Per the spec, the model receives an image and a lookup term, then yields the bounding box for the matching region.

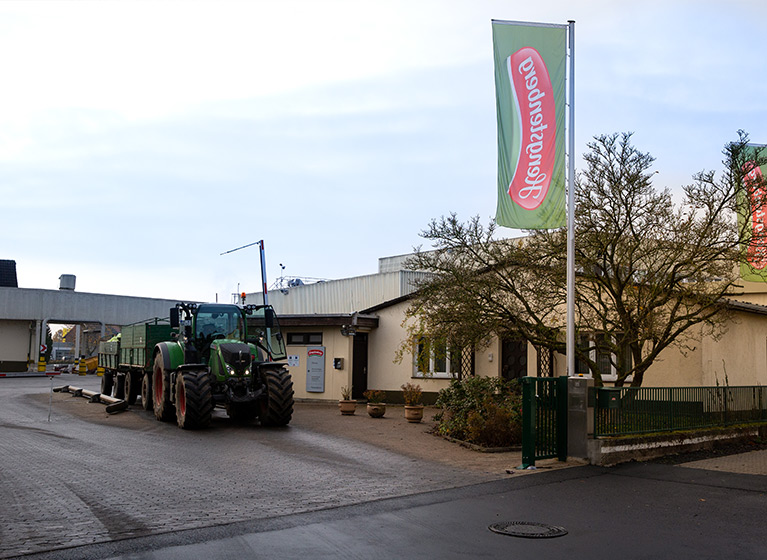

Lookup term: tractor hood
[213,341,254,377]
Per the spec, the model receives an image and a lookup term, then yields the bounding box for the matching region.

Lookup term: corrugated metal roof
[251,271,431,315]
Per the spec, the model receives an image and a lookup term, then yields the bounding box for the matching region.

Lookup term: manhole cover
[488,521,568,539]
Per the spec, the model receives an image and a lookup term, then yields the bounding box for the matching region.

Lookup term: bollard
[78,359,86,376]
[96,366,105,377]
[37,358,46,372]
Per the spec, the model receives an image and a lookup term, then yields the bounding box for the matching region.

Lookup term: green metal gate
[521,376,568,468]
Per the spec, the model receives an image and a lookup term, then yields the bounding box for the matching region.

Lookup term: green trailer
[98,318,175,407]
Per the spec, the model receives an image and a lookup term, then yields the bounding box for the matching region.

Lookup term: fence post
[668,387,673,431]
[520,377,536,468]
[557,375,568,461]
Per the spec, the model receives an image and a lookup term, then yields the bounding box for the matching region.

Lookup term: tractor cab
[194,304,245,345]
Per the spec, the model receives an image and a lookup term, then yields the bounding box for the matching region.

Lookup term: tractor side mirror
[170,307,180,328]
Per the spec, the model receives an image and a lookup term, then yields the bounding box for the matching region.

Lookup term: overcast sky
[3,0,766,302]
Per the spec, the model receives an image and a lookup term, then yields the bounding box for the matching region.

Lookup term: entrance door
[351,333,368,400]
[501,337,528,380]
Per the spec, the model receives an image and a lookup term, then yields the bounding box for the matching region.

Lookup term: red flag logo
[506,47,557,210]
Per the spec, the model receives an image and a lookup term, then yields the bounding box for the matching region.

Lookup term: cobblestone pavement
[0,375,547,559]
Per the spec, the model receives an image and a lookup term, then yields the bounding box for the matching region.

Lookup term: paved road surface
[2,374,766,559]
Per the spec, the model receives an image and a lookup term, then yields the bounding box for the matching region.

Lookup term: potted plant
[363,389,386,418]
[401,382,424,423]
[339,385,356,415]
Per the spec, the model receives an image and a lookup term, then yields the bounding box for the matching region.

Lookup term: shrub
[434,376,522,447]
[363,389,386,403]
[401,382,423,405]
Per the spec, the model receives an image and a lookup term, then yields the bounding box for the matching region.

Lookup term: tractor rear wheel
[100,371,114,396]
[259,367,294,427]
[141,372,153,411]
[124,371,140,405]
[175,370,213,429]
[152,353,175,422]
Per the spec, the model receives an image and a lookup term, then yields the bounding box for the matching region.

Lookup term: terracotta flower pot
[339,400,357,415]
[366,403,386,418]
[404,405,424,423]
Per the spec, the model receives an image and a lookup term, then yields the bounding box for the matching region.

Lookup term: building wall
[701,311,767,386]
[282,326,353,401]
[0,320,34,371]
[601,309,767,388]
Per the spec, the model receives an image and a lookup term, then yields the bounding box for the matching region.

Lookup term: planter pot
[339,400,357,415]
[404,405,424,423]
[366,403,386,418]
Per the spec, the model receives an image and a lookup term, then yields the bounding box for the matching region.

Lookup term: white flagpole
[566,20,576,377]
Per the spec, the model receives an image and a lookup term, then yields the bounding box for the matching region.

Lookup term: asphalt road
[2,374,766,560]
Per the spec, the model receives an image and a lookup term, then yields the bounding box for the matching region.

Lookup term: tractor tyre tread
[153,353,175,422]
[260,367,294,427]
[141,372,153,411]
[176,370,213,430]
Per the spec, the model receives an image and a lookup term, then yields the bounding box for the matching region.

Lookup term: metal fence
[521,376,568,467]
[594,385,767,437]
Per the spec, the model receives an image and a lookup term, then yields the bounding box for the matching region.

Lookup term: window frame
[286,332,323,346]
[413,337,462,379]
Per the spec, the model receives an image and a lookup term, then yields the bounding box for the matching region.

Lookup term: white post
[566,20,576,377]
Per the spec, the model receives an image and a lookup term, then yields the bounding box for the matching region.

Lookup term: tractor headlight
[225,364,251,376]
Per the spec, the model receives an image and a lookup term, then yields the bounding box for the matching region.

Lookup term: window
[287,332,322,345]
[414,337,471,378]
[574,333,633,381]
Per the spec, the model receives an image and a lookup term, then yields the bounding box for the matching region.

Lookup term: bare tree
[405,132,766,387]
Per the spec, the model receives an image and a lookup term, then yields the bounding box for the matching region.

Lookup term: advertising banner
[493,20,567,229]
[740,144,767,282]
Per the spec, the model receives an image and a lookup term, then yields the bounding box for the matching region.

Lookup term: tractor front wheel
[259,367,294,427]
[175,370,213,429]
[152,353,175,422]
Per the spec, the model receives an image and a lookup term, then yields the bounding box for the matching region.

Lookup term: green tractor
[149,302,293,429]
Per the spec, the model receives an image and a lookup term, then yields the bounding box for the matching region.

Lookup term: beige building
[260,254,767,403]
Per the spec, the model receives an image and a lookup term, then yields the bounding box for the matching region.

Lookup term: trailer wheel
[259,367,294,427]
[124,371,140,405]
[141,372,153,411]
[114,374,126,400]
[175,370,213,429]
[152,353,175,422]
[100,371,114,396]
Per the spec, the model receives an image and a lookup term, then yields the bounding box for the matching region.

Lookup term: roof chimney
[59,274,76,291]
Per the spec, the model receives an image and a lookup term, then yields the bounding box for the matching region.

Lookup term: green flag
[740,144,767,282]
[493,20,567,229]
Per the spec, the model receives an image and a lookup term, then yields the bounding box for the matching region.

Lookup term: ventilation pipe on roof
[59,274,76,291]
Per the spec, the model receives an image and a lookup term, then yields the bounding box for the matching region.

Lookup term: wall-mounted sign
[287,355,300,367]
[306,346,325,393]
